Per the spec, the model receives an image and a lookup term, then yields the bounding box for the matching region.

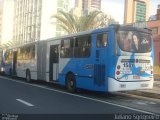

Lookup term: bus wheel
[26,70,31,83]
[66,74,76,93]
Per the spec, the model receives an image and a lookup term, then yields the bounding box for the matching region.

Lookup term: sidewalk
[125,80,160,99]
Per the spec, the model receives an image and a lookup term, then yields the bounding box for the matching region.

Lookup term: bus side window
[31,45,35,59]
[97,33,108,47]
[19,48,23,60]
[24,46,29,60]
[28,45,35,59]
[74,35,91,58]
[5,51,9,64]
[60,40,64,57]
[60,38,74,58]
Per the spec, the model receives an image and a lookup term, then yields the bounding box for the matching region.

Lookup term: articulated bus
[1,24,154,92]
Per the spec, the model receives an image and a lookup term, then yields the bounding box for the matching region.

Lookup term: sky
[1,0,159,24]
[101,0,160,24]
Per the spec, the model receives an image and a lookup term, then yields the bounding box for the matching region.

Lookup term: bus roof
[46,24,120,42]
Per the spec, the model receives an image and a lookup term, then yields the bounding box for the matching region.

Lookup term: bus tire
[26,70,31,83]
[66,73,76,93]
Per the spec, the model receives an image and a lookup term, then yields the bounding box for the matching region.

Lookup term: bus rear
[108,26,154,92]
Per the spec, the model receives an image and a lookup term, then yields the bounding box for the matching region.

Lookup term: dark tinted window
[60,35,91,58]
[60,38,74,58]
[5,50,13,64]
[97,33,108,47]
[74,35,91,58]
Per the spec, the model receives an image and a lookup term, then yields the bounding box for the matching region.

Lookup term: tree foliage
[53,10,116,34]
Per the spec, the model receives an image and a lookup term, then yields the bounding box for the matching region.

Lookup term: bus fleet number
[123,63,134,68]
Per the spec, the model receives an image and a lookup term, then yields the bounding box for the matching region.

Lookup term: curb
[125,90,160,99]
[155,78,160,81]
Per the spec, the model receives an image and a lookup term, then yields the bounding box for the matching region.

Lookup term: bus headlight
[1,67,4,72]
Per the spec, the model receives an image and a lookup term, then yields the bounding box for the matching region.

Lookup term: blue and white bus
[2,24,154,92]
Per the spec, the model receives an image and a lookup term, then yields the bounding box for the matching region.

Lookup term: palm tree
[95,14,117,28]
[53,10,115,34]
[53,10,101,33]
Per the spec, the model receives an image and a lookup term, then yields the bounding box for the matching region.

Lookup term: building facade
[147,5,160,76]
[13,0,42,44]
[1,0,14,45]
[147,20,160,65]
[124,0,149,24]
[73,0,101,16]
[13,0,70,44]
[156,5,160,20]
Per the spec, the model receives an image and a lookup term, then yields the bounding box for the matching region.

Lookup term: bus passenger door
[49,45,59,81]
[94,33,108,86]
[12,51,17,76]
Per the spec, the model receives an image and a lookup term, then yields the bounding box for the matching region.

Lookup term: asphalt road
[0,76,158,120]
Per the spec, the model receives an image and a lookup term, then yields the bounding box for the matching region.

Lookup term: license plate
[120,84,126,88]
[133,76,140,79]
[141,84,148,87]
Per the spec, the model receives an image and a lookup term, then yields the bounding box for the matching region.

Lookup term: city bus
[2,42,37,78]
[2,24,154,92]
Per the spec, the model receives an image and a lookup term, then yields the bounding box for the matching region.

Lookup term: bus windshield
[117,30,152,53]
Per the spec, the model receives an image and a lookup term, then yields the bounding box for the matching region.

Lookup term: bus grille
[94,64,105,86]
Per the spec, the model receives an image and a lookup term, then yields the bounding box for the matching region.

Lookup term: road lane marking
[16,99,34,107]
[0,76,157,115]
